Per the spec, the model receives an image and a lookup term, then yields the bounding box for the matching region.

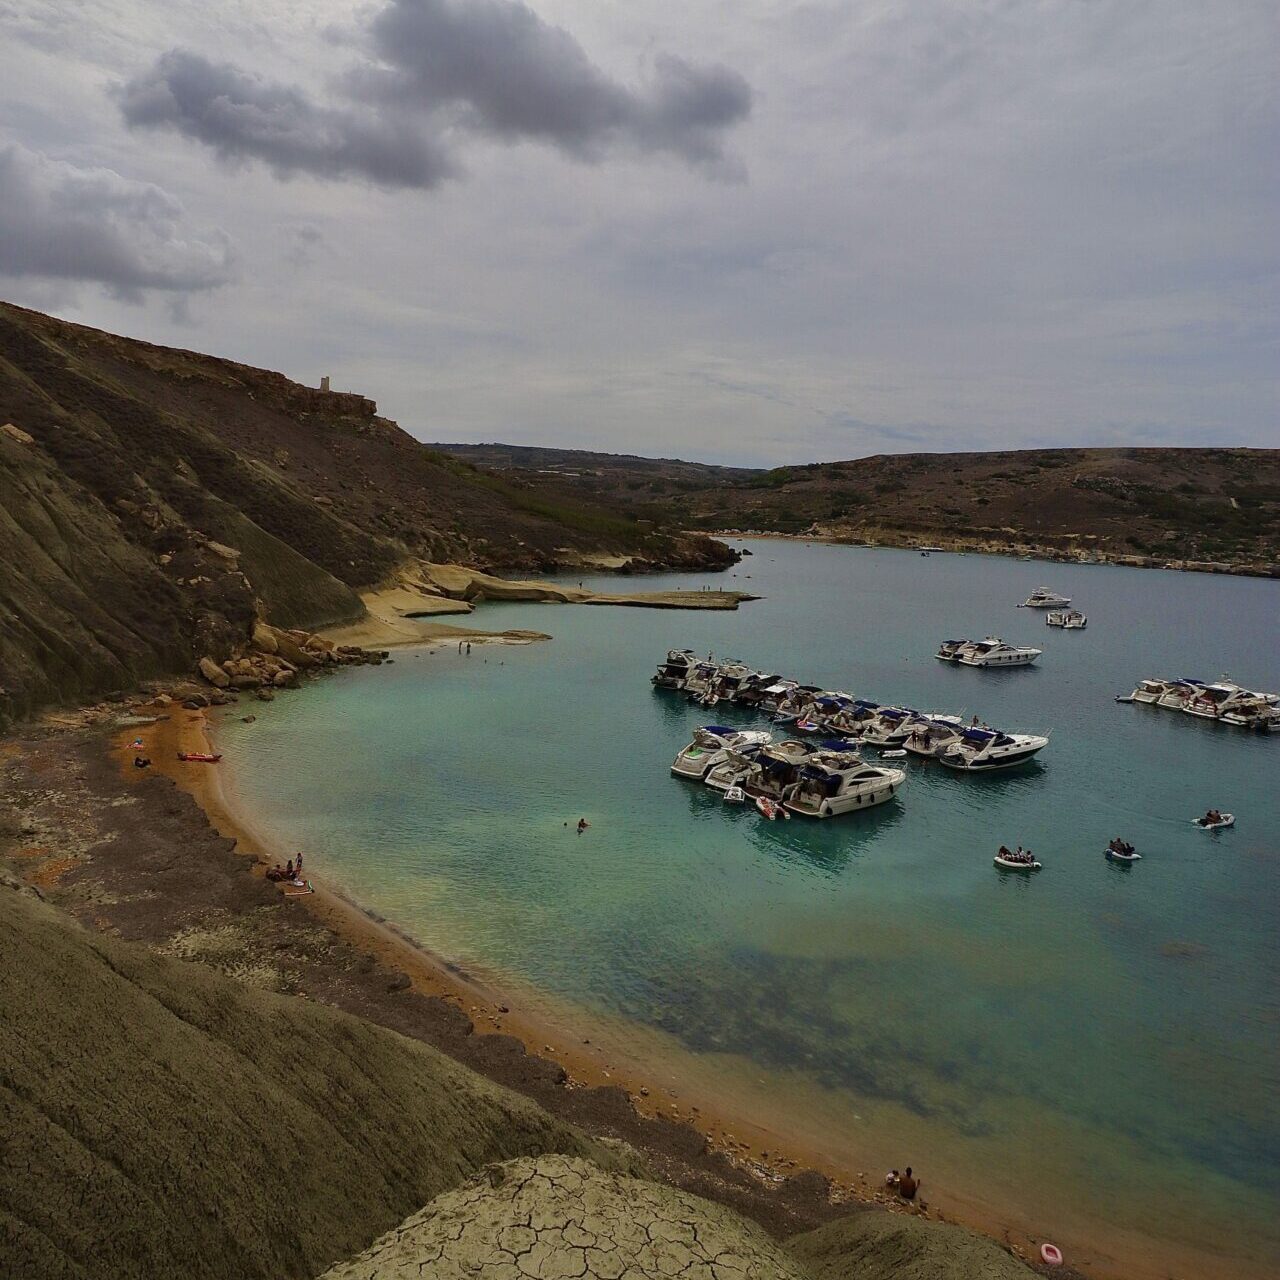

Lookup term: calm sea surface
[218,542,1279,1273]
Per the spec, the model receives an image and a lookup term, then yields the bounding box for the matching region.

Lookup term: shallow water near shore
[219,541,1279,1276]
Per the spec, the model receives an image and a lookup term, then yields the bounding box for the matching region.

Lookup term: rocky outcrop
[194,623,385,692]
[318,1155,810,1280]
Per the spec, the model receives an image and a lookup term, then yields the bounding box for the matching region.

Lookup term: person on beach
[285,859,295,879]
[898,1167,919,1201]
[267,864,285,881]
[885,1169,899,1188]
[133,755,150,769]
[295,852,304,876]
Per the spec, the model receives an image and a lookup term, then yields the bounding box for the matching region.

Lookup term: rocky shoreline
[712,528,1280,578]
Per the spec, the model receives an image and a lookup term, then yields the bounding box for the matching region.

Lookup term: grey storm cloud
[117,0,752,188]
[0,142,235,298]
[118,51,455,189]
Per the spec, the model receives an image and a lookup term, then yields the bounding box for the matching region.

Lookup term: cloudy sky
[1,0,1275,465]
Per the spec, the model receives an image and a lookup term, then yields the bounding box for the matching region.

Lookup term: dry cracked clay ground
[319,1155,809,1280]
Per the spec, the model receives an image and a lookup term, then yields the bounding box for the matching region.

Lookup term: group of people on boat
[997,845,1037,865]
[1200,809,1225,826]
[1107,837,1136,856]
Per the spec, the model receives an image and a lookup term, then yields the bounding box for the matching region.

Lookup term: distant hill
[0,303,732,726]
[435,443,1280,574]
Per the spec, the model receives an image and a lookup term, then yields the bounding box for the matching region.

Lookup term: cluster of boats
[672,726,907,819]
[1122,677,1280,732]
[1046,610,1087,629]
[935,637,1041,667]
[1021,587,1088,628]
[654,650,1051,776]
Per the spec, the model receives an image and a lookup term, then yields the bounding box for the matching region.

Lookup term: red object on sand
[1040,1242,1063,1266]
[176,751,222,763]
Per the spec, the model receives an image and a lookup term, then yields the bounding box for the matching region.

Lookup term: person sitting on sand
[885,1169,899,1187]
[898,1167,919,1201]
[133,755,150,769]
[267,864,285,881]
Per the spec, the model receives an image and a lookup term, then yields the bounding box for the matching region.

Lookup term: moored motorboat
[1019,587,1071,608]
[955,637,1041,667]
[902,716,966,758]
[938,727,1049,771]
[1125,675,1280,731]
[652,648,696,689]
[672,727,772,780]
[783,748,907,818]
[1047,609,1088,628]
[935,639,969,662]
[1128,678,1174,704]
[704,742,770,792]
[723,786,746,803]
[742,740,813,801]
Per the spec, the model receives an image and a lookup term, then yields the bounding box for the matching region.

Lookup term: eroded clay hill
[0,879,635,1280]
[0,300,732,727]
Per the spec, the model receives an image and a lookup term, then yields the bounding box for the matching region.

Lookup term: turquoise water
[219,542,1279,1274]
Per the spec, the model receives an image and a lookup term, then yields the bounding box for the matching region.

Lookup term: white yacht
[742,740,814,799]
[1046,610,1087,629]
[1129,678,1176,704]
[702,661,758,704]
[821,699,881,737]
[902,716,966,758]
[1019,587,1071,608]
[955,637,1041,667]
[652,649,696,689]
[857,706,920,746]
[1156,679,1202,711]
[680,661,721,702]
[783,749,907,818]
[935,639,969,662]
[1183,681,1280,730]
[671,726,772,780]
[937,727,1049,771]
[704,741,771,792]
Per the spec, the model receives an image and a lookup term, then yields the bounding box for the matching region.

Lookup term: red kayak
[176,751,222,763]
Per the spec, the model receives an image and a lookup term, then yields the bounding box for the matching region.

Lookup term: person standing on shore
[898,1167,919,1201]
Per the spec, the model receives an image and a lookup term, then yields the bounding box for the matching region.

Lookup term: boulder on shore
[197,657,230,689]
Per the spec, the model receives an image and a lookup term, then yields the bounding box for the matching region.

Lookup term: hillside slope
[0,302,733,727]
[437,443,1280,573]
[0,878,636,1280]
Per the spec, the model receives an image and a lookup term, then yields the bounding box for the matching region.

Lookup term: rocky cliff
[0,302,734,728]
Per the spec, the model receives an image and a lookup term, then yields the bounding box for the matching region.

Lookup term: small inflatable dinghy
[723,786,746,804]
[756,796,789,821]
[880,749,907,758]
[994,853,1041,871]
[1192,814,1234,830]
[1105,845,1141,863]
[1040,1242,1063,1266]
[176,751,222,763]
